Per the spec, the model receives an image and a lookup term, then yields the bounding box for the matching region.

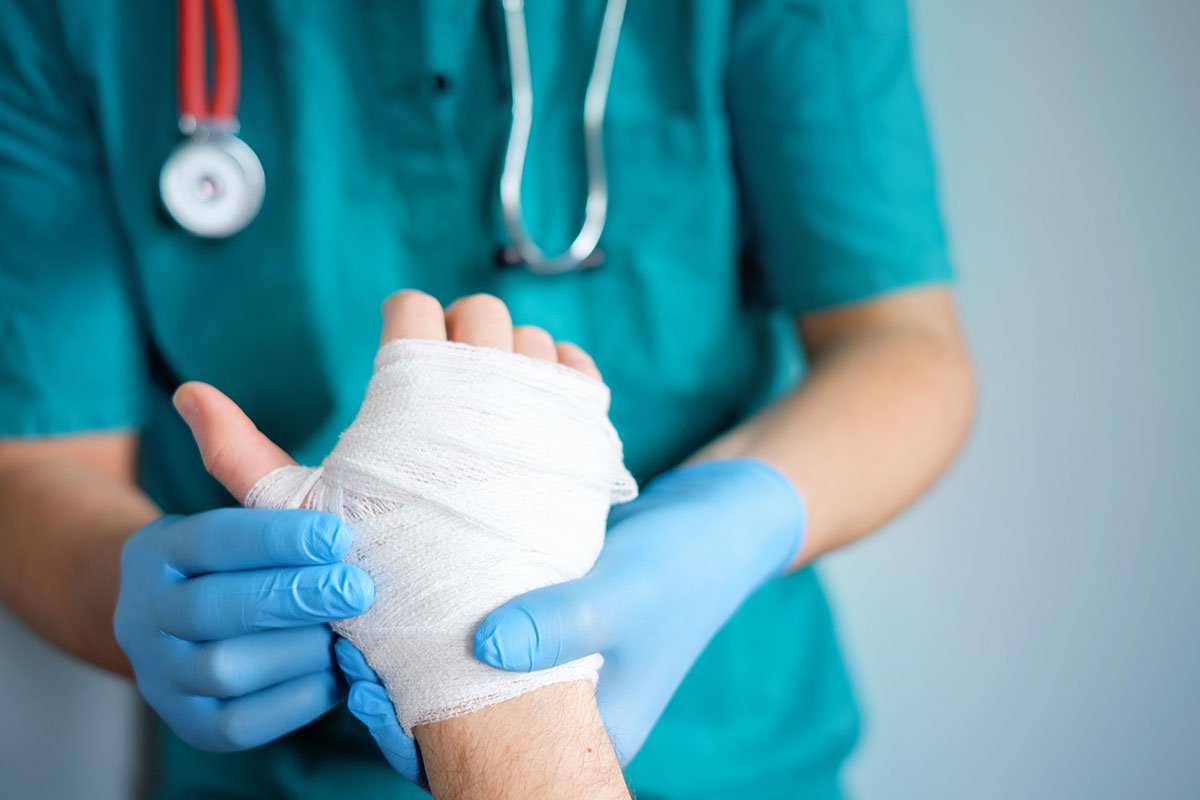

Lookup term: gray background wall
[823,0,1200,797]
[1,0,1197,797]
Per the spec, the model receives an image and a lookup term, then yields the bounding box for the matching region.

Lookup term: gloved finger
[347,681,423,785]
[175,625,336,698]
[184,668,343,752]
[333,637,382,686]
[174,381,298,503]
[473,578,628,672]
[159,563,374,641]
[162,508,352,575]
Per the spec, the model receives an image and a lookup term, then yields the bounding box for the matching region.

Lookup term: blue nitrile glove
[475,458,806,761]
[335,458,805,770]
[335,638,426,787]
[114,508,375,752]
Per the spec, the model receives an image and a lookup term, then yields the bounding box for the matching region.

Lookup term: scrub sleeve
[0,3,146,437]
[728,0,953,313]
[624,4,954,798]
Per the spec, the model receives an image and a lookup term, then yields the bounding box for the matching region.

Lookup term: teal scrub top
[0,1,951,797]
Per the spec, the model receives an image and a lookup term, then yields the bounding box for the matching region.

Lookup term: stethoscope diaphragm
[160,128,264,238]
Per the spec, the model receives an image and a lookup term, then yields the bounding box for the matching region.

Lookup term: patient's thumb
[173,381,297,503]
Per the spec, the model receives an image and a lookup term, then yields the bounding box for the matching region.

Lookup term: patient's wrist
[415,680,628,800]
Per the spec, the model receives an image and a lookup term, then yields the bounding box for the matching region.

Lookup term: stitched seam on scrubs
[0,397,143,437]
[789,254,954,315]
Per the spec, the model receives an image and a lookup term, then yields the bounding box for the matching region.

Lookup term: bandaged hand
[174,291,635,781]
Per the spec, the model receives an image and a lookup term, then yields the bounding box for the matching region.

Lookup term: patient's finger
[380,290,448,344]
[513,325,557,362]
[555,342,602,381]
[444,294,514,352]
[174,381,297,503]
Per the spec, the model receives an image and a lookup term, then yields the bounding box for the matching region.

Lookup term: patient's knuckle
[383,289,443,321]
[453,293,511,322]
[558,341,594,362]
[201,440,240,482]
[516,325,553,345]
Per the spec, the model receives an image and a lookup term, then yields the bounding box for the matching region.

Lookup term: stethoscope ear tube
[494,245,606,270]
[498,0,625,274]
[161,0,264,239]
[177,0,240,129]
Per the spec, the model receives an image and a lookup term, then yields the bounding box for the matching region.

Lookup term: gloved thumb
[346,682,425,784]
[473,579,624,672]
[174,381,297,503]
[335,639,424,786]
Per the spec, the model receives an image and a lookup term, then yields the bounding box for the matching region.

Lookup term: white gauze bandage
[244,339,637,734]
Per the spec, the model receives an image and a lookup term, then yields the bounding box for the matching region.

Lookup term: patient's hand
[176,290,605,503]
[174,290,631,799]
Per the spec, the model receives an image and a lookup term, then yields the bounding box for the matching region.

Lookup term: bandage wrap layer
[245,339,637,734]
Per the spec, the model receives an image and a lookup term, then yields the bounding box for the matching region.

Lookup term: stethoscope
[159,0,627,275]
[159,0,264,240]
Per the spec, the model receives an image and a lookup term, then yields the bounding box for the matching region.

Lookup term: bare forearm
[696,288,975,564]
[416,680,628,800]
[0,439,156,675]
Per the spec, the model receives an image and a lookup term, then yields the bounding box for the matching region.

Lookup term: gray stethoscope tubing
[499,0,626,275]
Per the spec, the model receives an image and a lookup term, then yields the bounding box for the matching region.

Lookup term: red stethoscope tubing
[177,0,241,124]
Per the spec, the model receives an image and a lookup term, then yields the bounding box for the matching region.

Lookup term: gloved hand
[475,457,806,761]
[336,458,805,769]
[114,508,375,752]
[335,638,425,787]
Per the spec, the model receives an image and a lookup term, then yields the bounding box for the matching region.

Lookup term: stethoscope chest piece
[160,128,264,239]
[164,0,262,238]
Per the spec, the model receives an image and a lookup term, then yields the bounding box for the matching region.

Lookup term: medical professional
[0,1,974,798]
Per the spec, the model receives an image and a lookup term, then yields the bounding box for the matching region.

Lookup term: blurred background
[1,0,1197,797]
